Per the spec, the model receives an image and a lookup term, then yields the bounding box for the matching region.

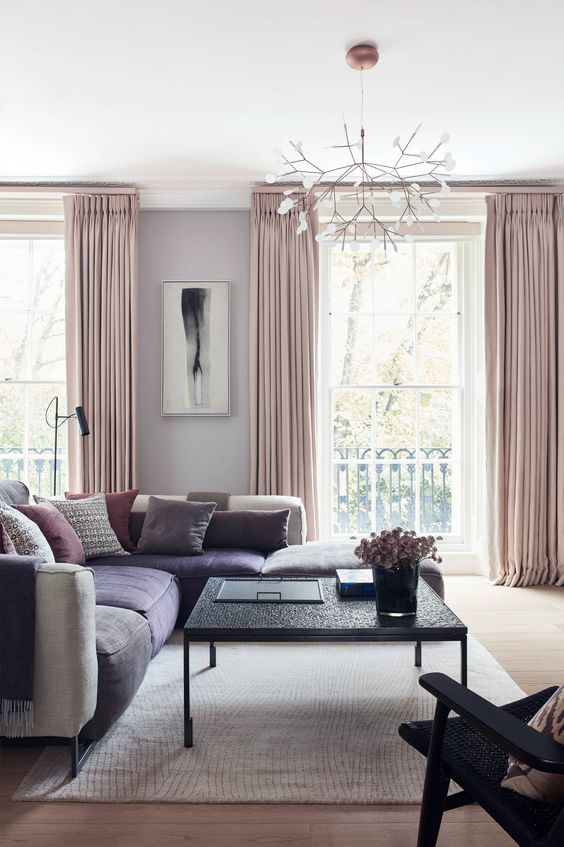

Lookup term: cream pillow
[35,493,127,560]
[501,685,564,803]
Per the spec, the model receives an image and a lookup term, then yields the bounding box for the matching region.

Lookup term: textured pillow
[35,493,127,560]
[64,489,139,552]
[501,685,564,802]
[137,497,216,556]
[0,503,55,562]
[15,502,85,565]
[203,509,290,553]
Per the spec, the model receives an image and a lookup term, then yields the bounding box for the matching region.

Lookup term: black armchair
[399,673,564,847]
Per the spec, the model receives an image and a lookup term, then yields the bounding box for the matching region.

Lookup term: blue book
[336,569,375,597]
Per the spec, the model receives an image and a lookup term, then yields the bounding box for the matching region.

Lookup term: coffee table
[183,576,467,747]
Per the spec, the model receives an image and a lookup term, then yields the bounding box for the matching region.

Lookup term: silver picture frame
[161,280,230,416]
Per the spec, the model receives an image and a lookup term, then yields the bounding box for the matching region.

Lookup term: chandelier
[264,43,456,250]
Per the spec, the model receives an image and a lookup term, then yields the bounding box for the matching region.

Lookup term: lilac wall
[138,210,251,494]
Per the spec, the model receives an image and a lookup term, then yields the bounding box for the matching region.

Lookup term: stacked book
[336,569,375,598]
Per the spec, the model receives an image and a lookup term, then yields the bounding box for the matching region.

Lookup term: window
[321,238,475,542]
[0,237,66,495]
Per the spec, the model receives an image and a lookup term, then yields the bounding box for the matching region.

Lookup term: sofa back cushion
[0,479,30,506]
[136,497,216,556]
[15,502,86,564]
[203,509,290,553]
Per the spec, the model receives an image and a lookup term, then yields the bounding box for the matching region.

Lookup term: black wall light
[45,396,90,496]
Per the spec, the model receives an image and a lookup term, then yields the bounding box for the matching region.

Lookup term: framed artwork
[162,280,230,416]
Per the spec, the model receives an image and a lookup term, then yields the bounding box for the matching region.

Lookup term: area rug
[14,634,522,804]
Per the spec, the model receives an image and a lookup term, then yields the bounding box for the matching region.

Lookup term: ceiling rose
[265,43,456,251]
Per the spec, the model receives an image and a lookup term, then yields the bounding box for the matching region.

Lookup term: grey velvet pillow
[136,497,216,556]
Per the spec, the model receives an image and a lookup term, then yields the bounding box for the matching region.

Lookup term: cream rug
[14,633,522,804]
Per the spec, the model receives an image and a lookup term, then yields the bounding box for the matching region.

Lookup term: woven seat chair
[399,673,564,847]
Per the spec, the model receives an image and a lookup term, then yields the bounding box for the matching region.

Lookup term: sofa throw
[0,504,55,563]
[36,493,127,560]
[137,497,216,556]
[0,556,41,735]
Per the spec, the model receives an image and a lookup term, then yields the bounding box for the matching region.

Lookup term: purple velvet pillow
[65,489,139,552]
[137,497,216,556]
[203,509,290,553]
[15,501,85,564]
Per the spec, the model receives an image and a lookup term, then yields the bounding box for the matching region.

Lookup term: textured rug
[14,633,522,803]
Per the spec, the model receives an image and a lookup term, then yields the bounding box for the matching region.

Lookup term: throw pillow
[35,493,127,560]
[501,685,564,802]
[137,497,216,556]
[203,509,290,553]
[15,502,85,565]
[0,503,55,562]
[64,489,139,551]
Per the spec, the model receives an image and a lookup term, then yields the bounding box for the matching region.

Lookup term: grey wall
[138,210,251,494]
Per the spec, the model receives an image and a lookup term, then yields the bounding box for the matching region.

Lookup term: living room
[1,2,563,846]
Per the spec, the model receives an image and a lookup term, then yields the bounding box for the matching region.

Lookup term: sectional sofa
[0,481,444,776]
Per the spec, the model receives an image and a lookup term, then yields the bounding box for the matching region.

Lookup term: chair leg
[417,701,451,847]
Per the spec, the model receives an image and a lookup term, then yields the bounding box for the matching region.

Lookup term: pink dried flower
[355,527,443,571]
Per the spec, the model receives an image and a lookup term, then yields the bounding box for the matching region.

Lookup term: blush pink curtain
[485,193,564,585]
[250,192,320,539]
[64,194,139,492]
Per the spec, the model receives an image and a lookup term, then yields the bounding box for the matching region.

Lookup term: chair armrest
[420,673,564,774]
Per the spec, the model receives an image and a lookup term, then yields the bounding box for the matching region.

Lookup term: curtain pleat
[249,193,320,539]
[485,193,564,585]
[64,194,138,492]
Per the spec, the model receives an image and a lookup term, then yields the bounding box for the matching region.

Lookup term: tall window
[321,238,471,541]
[0,238,66,495]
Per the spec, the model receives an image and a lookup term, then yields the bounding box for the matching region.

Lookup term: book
[336,569,375,597]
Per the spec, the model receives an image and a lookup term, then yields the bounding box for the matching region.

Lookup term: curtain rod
[252,183,564,195]
[0,185,138,196]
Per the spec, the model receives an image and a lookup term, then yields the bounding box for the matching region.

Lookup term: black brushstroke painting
[181,287,210,407]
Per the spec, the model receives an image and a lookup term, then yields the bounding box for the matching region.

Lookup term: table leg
[460,635,468,686]
[184,636,193,747]
[209,642,216,667]
[415,640,422,667]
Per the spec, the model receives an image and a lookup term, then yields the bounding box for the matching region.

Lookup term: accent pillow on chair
[502,684,564,802]
[0,503,55,562]
[15,502,85,564]
[64,489,139,551]
[35,493,127,560]
[203,509,290,553]
[137,497,216,556]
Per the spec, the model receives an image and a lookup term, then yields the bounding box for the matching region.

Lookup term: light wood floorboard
[2,575,563,847]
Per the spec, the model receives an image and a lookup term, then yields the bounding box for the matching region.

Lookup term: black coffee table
[183,576,467,747]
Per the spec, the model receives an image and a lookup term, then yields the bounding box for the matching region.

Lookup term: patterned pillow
[0,503,55,562]
[501,685,564,802]
[35,493,128,560]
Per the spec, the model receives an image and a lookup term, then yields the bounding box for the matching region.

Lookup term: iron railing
[334,447,453,535]
[0,448,66,497]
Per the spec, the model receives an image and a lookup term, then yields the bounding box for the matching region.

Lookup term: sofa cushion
[15,501,85,564]
[137,497,216,556]
[90,565,180,657]
[203,509,290,553]
[81,605,152,741]
[0,479,30,506]
[65,489,139,551]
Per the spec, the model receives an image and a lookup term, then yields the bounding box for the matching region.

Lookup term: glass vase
[372,563,419,616]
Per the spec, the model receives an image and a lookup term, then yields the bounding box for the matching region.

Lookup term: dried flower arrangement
[354,527,442,570]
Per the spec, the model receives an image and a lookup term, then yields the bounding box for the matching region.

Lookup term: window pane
[30,312,66,379]
[416,315,457,384]
[330,245,371,314]
[375,389,416,457]
[419,390,456,458]
[332,389,372,451]
[374,315,415,384]
[416,243,455,313]
[0,239,29,310]
[374,243,413,313]
[27,385,67,496]
[331,316,373,385]
[420,462,453,534]
[31,240,65,310]
[0,384,25,482]
[0,312,29,380]
[374,462,416,530]
[333,461,372,535]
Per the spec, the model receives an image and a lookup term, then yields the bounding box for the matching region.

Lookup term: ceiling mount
[345,43,379,71]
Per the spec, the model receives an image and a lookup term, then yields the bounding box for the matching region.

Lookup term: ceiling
[1,0,563,197]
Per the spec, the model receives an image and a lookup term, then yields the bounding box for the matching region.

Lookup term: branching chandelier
[265,43,456,251]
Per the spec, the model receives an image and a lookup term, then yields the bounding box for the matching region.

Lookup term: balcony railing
[333,447,453,536]
[0,448,66,497]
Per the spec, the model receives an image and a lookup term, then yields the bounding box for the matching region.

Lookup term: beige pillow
[501,685,564,802]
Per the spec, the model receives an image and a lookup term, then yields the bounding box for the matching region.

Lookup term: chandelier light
[265,43,456,251]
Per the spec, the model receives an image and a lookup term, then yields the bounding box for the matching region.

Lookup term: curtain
[485,193,564,585]
[64,194,139,492]
[249,192,320,539]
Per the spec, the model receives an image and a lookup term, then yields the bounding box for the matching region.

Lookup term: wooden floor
[2,575,563,847]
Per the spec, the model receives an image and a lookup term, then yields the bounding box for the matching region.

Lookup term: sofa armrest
[29,563,98,738]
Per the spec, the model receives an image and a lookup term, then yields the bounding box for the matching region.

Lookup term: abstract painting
[162,280,230,415]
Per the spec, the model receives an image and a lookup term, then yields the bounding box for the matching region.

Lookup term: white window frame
[318,233,484,560]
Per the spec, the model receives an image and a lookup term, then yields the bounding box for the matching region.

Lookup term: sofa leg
[70,736,96,778]
[210,642,216,668]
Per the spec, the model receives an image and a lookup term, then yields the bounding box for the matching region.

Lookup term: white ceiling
[2,0,564,195]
